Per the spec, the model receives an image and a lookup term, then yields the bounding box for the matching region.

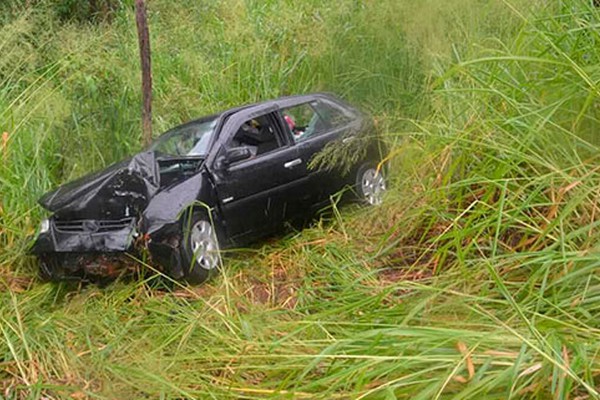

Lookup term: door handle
[284,158,302,169]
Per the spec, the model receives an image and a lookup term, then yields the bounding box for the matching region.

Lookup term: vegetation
[1,0,599,398]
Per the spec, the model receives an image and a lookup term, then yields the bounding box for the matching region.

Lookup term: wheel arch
[178,202,228,247]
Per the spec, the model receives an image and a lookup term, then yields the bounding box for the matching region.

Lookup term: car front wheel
[180,212,221,284]
[356,163,386,206]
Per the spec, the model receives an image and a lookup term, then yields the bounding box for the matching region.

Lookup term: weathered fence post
[135,0,153,146]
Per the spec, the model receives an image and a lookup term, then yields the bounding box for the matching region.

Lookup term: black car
[31,93,387,283]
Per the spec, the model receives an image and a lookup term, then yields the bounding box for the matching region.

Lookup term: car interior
[281,101,329,142]
[231,114,282,158]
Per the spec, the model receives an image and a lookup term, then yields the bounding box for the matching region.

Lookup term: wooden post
[1,132,8,163]
[135,0,153,146]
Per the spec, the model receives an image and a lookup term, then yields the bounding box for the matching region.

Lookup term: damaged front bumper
[30,151,210,282]
[29,217,141,281]
[30,216,188,281]
[30,217,139,254]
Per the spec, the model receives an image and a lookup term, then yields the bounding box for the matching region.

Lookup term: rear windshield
[150,117,218,157]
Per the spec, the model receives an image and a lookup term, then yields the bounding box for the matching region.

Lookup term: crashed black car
[31,93,387,283]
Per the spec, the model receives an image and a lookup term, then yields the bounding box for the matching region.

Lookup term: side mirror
[218,147,252,169]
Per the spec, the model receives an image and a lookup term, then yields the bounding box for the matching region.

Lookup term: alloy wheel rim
[361,168,386,206]
[190,221,219,270]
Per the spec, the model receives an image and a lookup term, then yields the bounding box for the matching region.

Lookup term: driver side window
[229,113,284,162]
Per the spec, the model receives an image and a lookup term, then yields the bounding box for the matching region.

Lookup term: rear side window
[281,100,354,143]
[313,100,354,129]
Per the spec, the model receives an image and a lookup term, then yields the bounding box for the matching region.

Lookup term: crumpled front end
[30,215,142,281]
[39,151,160,221]
[30,218,140,281]
[31,151,158,258]
[31,217,139,254]
[30,150,209,281]
[139,172,211,280]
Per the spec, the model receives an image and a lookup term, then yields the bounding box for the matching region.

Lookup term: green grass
[2,0,600,398]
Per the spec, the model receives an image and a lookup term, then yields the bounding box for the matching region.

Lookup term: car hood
[39,151,161,220]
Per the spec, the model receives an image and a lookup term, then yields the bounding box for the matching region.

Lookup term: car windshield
[150,117,218,157]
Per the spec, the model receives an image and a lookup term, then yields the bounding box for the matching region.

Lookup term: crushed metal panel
[39,151,159,220]
[142,172,205,235]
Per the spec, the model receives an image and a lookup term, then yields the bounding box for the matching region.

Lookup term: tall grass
[3,0,600,399]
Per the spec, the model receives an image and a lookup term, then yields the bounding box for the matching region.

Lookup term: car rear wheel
[356,163,386,206]
[180,212,221,284]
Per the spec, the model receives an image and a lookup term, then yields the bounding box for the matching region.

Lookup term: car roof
[153,92,349,143]
[181,92,341,127]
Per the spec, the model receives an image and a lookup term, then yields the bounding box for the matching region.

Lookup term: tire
[180,211,222,284]
[355,162,386,206]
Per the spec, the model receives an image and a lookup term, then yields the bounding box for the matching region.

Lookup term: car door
[279,98,358,208]
[210,105,308,242]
